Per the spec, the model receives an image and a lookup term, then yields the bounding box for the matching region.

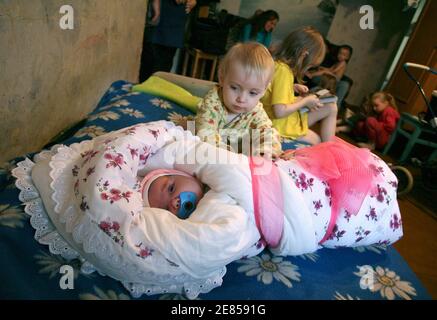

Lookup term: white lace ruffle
[12,124,226,299]
[12,149,80,260]
[123,267,226,299]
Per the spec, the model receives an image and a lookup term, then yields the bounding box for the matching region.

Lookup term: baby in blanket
[18,120,402,298]
[145,135,403,255]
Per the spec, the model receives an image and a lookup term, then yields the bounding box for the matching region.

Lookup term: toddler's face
[372,97,389,114]
[146,175,203,216]
[220,62,268,114]
[337,48,351,62]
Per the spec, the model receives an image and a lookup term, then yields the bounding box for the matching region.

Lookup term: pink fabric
[140,169,192,206]
[293,137,382,244]
[249,157,284,248]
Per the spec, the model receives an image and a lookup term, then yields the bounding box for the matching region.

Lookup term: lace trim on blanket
[51,140,225,299]
[12,149,81,261]
[122,267,226,299]
[12,127,225,299]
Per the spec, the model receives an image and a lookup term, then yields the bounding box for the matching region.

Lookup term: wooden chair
[182,47,218,81]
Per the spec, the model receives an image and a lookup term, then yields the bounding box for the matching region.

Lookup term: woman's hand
[175,0,196,13]
[185,0,196,13]
[150,13,160,25]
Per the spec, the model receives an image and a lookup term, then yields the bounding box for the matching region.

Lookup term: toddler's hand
[293,84,309,95]
[279,150,295,160]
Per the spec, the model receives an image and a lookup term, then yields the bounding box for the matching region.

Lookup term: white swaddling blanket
[15,120,401,299]
[16,121,273,298]
[16,121,313,298]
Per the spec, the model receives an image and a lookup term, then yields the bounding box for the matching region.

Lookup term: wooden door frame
[384,0,437,114]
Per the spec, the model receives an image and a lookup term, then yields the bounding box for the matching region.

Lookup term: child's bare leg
[299,129,321,145]
[335,125,351,133]
[308,102,338,142]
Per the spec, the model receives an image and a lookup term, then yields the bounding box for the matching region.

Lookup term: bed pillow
[132,76,201,113]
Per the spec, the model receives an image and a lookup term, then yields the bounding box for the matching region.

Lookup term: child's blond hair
[372,91,398,110]
[274,26,326,83]
[218,42,275,87]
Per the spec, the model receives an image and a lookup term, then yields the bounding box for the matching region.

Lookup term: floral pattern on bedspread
[0,80,431,300]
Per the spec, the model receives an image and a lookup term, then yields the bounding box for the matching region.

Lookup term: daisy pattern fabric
[18,120,402,298]
[3,80,430,300]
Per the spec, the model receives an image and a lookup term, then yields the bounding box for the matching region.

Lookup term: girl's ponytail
[384,92,398,110]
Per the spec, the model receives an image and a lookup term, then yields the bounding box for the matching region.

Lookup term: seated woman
[240,10,279,49]
[21,121,402,298]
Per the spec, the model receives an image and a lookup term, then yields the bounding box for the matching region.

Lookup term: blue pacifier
[176,191,197,219]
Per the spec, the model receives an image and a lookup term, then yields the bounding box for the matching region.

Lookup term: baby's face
[220,62,268,114]
[147,175,204,216]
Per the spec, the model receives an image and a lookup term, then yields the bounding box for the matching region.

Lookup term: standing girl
[261,26,338,145]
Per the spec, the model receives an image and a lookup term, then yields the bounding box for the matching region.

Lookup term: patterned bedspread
[0,80,431,300]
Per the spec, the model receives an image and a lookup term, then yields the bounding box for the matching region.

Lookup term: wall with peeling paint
[326,0,414,106]
[0,0,148,162]
[217,0,415,107]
